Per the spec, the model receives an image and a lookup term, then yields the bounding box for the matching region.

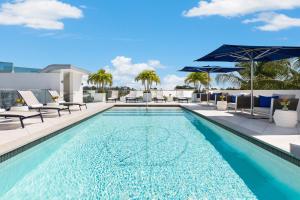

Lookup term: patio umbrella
[195,44,300,115]
[179,66,244,103]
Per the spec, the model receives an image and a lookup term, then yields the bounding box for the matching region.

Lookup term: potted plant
[185,72,210,102]
[15,98,25,106]
[220,95,225,101]
[88,69,113,102]
[280,98,290,111]
[52,96,59,102]
[135,70,160,102]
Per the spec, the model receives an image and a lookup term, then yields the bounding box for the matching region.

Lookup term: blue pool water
[0,107,300,199]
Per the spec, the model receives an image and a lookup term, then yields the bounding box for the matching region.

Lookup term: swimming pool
[0,107,300,199]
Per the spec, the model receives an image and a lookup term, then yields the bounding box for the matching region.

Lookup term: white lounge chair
[153,90,166,102]
[48,90,87,110]
[18,90,71,117]
[175,90,189,103]
[107,90,118,102]
[126,91,138,103]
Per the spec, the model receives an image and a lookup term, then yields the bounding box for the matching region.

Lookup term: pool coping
[1,104,299,168]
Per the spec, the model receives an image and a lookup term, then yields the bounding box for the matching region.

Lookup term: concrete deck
[0,102,300,160]
[0,103,114,156]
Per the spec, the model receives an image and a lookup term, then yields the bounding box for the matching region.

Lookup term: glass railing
[0,89,52,109]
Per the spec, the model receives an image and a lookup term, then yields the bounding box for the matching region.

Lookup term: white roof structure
[41,64,89,75]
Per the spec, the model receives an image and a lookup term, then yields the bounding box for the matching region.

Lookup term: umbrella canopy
[180,66,244,73]
[195,44,300,115]
[195,44,300,62]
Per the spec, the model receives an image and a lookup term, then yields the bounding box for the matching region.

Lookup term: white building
[0,63,89,103]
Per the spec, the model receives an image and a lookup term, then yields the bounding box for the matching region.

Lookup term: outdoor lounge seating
[0,108,43,128]
[153,91,166,103]
[227,93,299,122]
[18,90,71,117]
[107,90,119,103]
[208,92,224,105]
[254,94,299,122]
[125,91,138,103]
[227,94,251,112]
[175,90,190,103]
[48,90,87,110]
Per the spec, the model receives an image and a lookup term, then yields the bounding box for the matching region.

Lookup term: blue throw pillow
[259,96,279,107]
[231,96,236,103]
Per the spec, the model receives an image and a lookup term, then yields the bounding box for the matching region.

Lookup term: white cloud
[183,0,300,17]
[105,56,164,89]
[0,0,83,30]
[243,12,300,31]
[160,74,185,90]
[183,0,300,31]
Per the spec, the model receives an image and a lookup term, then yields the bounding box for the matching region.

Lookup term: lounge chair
[125,91,138,103]
[208,92,223,105]
[18,90,71,117]
[253,94,299,122]
[153,91,166,103]
[175,90,189,103]
[48,90,87,110]
[227,94,251,112]
[107,90,118,103]
[0,108,43,128]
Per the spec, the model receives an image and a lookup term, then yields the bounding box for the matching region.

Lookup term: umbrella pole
[250,60,254,116]
[207,72,210,104]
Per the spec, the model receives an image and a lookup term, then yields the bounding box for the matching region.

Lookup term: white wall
[0,73,62,92]
[69,72,84,103]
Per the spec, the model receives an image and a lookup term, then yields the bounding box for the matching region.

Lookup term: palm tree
[184,72,210,92]
[215,60,293,89]
[135,70,160,92]
[88,69,113,93]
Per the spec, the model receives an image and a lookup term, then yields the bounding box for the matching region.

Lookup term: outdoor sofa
[227,93,299,122]
[48,90,87,110]
[18,90,71,117]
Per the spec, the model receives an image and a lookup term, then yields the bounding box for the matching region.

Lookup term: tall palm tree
[215,60,292,89]
[184,72,210,92]
[88,69,113,93]
[135,70,160,92]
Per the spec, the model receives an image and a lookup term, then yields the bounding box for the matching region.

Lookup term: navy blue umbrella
[180,66,244,73]
[195,44,300,115]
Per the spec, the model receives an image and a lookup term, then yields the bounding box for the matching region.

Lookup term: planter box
[217,101,227,111]
[143,93,152,102]
[94,93,106,102]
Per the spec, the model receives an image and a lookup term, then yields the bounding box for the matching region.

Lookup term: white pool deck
[0,102,300,160]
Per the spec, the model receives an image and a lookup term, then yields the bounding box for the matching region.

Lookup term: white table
[217,101,227,111]
[273,110,298,128]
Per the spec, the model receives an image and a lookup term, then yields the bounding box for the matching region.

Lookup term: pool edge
[180,105,300,167]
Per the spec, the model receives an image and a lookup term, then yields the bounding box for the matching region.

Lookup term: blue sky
[1,0,300,89]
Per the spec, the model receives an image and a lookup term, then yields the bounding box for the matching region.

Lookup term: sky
[1,0,300,89]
